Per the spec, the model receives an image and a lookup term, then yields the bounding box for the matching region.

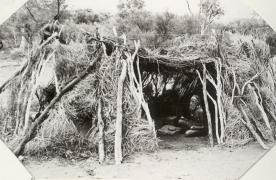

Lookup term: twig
[185,0,193,16]
[25,5,38,23]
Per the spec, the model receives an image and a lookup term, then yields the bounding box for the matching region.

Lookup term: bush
[266,33,276,56]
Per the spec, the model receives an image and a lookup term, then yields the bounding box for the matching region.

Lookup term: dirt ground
[23,134,272,180]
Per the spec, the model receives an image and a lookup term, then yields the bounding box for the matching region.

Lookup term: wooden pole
[215,60,225,142]
[208,93,220,144]
[115,61,127,165]
[97,99,105,164]
[203,64,214,147]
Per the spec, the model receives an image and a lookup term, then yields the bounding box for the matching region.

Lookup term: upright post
[203,64,214,147]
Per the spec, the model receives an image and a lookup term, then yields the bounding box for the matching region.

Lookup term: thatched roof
[86,34,218,75]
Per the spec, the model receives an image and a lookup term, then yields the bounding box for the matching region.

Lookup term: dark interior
[137,58,217,137]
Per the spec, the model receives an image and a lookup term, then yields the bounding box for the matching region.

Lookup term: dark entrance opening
[137,56,217,147]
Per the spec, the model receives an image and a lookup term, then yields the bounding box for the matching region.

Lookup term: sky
[66,0,255,23]
[0,0,27,24]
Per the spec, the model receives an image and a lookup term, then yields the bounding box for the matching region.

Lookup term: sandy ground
[24,134,271,180]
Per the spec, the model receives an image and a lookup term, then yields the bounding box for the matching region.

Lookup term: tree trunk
[115,61,127,164]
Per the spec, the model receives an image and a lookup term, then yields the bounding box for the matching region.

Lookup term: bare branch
[25,5,38,23]
[185,0,193,16]
[241,71,263,95]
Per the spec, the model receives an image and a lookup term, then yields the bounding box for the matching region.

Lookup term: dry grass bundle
[24,100,96,158]
[25,134,95,159]
[51,42,91,84]
[168,35,218,57]
[145,35,217,66]
[224,97,253,147]
[123,117,158,156]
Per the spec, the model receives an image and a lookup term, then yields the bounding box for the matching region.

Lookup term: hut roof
[86,34,219,75]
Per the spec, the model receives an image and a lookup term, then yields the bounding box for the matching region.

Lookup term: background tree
[116,0,149,33]
[199,0,224,35]
[0,0,68,48]
[155,12,175,36]
[173,15,201,36]
[72,9,111,25]
[117,0,145,18]
[226,17,274,39]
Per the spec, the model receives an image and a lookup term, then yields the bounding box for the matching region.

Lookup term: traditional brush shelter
[1,26,276,164]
